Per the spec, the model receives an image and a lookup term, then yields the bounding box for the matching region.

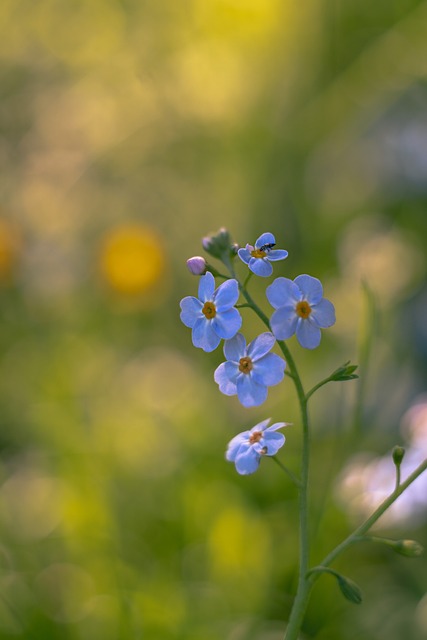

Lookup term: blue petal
[267,249,288,261]
[180,296,203,328]
[270,306,298,340]
[296,318,321,349]
[237,246,252,265]
[226,434,250,461]
[263,431,285,455]
[234,448,261,475]
[198,271,215,302]
[192,317,221,352]
[250,418,272,433]
[236,375,268,407]
[311,298,336,328]
[212,308,242,339]
[264,422,289,433]
[224,333,246,361]
[252,353,285,386]
[214,362,238,395]
[266,277,300,309]
[214,278,239,311]
[249,258,273,277]
[255,232,275,249]
[294,274,323,305]
[247,332,275,361]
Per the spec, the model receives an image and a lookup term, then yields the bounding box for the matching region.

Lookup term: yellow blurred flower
[99,224,166,296]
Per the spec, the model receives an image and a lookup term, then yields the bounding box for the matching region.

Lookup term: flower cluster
[180,229,336,474]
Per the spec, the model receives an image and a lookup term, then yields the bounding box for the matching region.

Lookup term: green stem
[395,464,401,491]
[271,456,302,488]
[243,271,253,289]
[305,376,333,401]
[235,278,311,640]
[308,457,427,582]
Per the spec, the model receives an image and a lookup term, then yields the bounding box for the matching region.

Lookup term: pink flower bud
[186,256,207,275]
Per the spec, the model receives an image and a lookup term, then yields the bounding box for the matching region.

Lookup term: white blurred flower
[336,396,427,528]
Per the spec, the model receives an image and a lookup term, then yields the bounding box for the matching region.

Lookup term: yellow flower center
[239,356,253,374]
[249,430,262,445]
[202,301,216,319]
[251,248,267,259]
[296,300,312,319]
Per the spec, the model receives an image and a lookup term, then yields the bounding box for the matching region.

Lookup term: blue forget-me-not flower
[226,418,289,475]
[180,272,242,352]
[266,275,336,349]
[238,232,288,277]
[214,332,286,407]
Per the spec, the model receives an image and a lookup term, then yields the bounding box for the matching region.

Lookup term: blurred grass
[0,1,427,638]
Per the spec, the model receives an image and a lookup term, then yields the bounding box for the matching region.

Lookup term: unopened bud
[202,228,234,261]
[330,361,358,382]
[336,574,363,605]
[392,446,405,467]
[186,256,207,275]
[388,539,424,557]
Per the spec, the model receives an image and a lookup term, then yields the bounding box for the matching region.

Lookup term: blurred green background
[1,1,427,638]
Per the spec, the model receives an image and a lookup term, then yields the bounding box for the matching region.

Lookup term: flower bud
[336,574,363,604]
[186,256,207,275]
[388,539,424,557]
[330,361,358,382]
[202,228,233,261]
[392,445,405,467]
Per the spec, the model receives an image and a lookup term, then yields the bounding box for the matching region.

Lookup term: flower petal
[294,274,323,305]
[247,332,275,360]
[255,232,275,249]
[270,306,298,340]
[296,318,321,349]
[214,278,240,311]
[212,308,242,339]
[262,431,285,455]
[180,296,203,327]
[192,317,221,352]
[236,375,268,407]
[264,422,290,433]
[311,298,336,328]
[234,448,261,475]
[250,418,272,433]
[198,271,215,302]
[226,434,250,461]
[252,353,285,386]
[224,333,246,361]
[267,249,288,261]
[237,246,252,265]
[266,277,301,309]
[249,257,273,277]
[214,361,238,395]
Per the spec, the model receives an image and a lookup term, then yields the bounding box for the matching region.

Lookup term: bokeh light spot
[99,224,166,296]
[35,563,95,623]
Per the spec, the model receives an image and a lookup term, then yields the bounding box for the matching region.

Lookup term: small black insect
[259,242,276,252]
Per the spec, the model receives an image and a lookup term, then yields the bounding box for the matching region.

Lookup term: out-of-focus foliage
[0,1,427,638]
